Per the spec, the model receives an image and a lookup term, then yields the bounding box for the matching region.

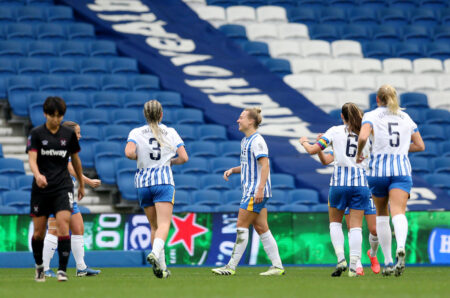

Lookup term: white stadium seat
[256,6,287,24]
[352,59,383,74]
[183,0,206,9]
[316,75,346,92]
[302,91,339,112]
[246,24,278,42]
[437,75,450,91]
[376,75,407,92]
[283,74,315,92]
[194,6,226,27]
[427,92,450,110]
[277,23,309,41]
[444,59,450,74]
[331,40,362,59]
[407,75,437,92]
[290,59,323,74]
[226,6,256,25]
[413,58,444,74]
[268,40,302,59]
[383,58,413,74]
[337,91,370,110]
[301,40,331,58]
[346,75,376,92]
[323,59,353,74]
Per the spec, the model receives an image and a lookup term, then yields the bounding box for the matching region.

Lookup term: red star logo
[168,213,208,256]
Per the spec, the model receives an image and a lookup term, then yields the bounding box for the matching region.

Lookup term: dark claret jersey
[26,124,80,193]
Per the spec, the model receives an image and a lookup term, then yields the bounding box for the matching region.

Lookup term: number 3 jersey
[127,124,184,188]
[362,107,417,177]
[318,125,370,187]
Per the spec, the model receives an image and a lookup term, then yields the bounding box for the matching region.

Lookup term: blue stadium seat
[63,91,90,109]
[218,141,241,158]
[172,124,197,142]
[296,0,324,9]
[287,8,317,26]
[0,41,26,57]
[200,174,232,191]
[441,141,450,157]
[81,109,109,125]
[8,75,36,93]
[264,58,291,77]
[28,41,57,57]
[91,92,122,110]
[173,190,191,213]
[62,109,81,124]
[418,0,447,10]
[0,206,19,215]
[0,144,3,158]
[94,141,122,159]
[268,0,296,9]
[288,189,320,205]
[58,41,88,57]
[101,75,129,91]
[210,157,239,174]
[14,175,33,191]
[371,25,400,43]
[328,0,357,8]
[425,109,450,124]
[17,58,47,75]
[27,0,53,5]
[242,41,270,58]
[363,42,392,60]
[88,40,117,57]
[320,7,347,25]
[131,75,160,91]
[0,7,15,24]
[116,169,138,201]
[279,204,310,212]
[46,6,74,23]
[389,0,417,10]
[79,125,101,142]
[121,91,154,109]
[215,204,239,213]
[109,58,138,74]
[0,175,12,197]
[340,25,371,43]
[400,92,428,108]
[218,24,247,41]
[192,190,221,207]
[188,141,218,158]
[180,157,210,174]
[271,173,295,190]
[77,140,94,168]
[6,23,34,40]
[2,190,30,210]
[240,0,266,7]
[409,9,438,27]
[80,58,109,74]
[16,6,44,23]
[420,124,446,141]
[348,7,378,25]
[173,174,199,191]
[310,204,329,212]
[39,75,67,91]
[155,91,183,108]
[310,24,340,42]
[359,0,386,9]
[425,42,450,60]
[111,108,142,126]
[409,156,431,175]
[0,59,16,75]
[222,189,242,206]
[36,23,65,41]
[176,108,204,124]
[95,155,120,184]
[229,174,241,189]
[188,205,213,213]
[401,26,432,43]
[29,103,45,126]
[28,92,53,106]
[433,26,450,43]
[423,173,450,190]
[67,23,95,40]
[269,189,288,207]
[206,0,238,7]
[432,157,450,174]
[69,75,99,91]
[197,124,227,142]
[101,124,129,143]
[405,108,425,124]
[440,8,450,25]
[393,42,424,60]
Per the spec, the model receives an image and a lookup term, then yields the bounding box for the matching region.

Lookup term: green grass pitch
[0,267,449,298]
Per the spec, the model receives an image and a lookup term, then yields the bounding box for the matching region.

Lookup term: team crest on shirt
[60,139,67,146]
[42,140,48,146]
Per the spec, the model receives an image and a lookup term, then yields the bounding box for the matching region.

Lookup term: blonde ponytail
[244,107,262,128]
[377,84,403,115]
[143,100,165,147]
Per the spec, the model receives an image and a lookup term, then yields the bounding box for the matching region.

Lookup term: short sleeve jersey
[127,124,184,188]
[240,133,271,198]
[317,125,370,187]
[362,107,417,177]
[26,124,80,193]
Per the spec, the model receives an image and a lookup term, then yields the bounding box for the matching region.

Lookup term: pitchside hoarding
[0,212,449,265]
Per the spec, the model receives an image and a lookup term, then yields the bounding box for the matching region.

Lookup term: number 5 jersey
[127,124,184,188]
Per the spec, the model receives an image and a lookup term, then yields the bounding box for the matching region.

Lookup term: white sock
[376,216,393,265]
[329,222,345,263]
[349,227,362,271]
[159,248,167,270]
[71,235,87,270]
[228,227,249,270]
[369,233,379,257]
[152,238,165,259]
[392,214,408,251]
[43,233,58,271]
[260,230,283,268]
[357,259,362,269]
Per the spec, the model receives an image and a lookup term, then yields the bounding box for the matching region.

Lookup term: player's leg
[55,209,71,281]
[347,208,364,277]
[32,215,48,282]
[365,213,380,274]
[253,208,284,276]
[329,206,346,276]
[389,186,409,277]
[43,217,57,277]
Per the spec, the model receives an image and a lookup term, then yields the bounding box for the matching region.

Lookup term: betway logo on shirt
[41,148,67,158]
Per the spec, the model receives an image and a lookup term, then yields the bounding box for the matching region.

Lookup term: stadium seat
[131,75,160,91]
[6,23,34,40]
[287,8,317,26]
[63,92,90,109]
[0,41,26,57]
[432,157,450,174]
[81,109,109,125]
[434,26,450,43]
[210,157,239,174]
[62,109,81,124]
[101,75,129,91]
[290,59,322,74]
[95,155,120,184]
[389,0,417,10]
[114,158,135,172]
[0,175,12,197]
[172,124,197,142]
[46,6,74,23]
[200,174,232,191]
[17,58,47,75]
[48,58,78,75]
[226,6,256,25]
[323,59,352,74]
[0,59,16,76]
[219,23,247,42]
[277,23,309,41]
[264,58,291,76]
[109,58,138,74]
[0,158,26,177]
[410,156,431,175]
[271,173,295,190]
[180,157,210,174]
[411,141,439,158]
[401,26,431,44]
[188,141,217,158]
[173,190,191,213]
[352,58,383,74]
[173,174,199,191]
[340,25,370,43]
[269,40,302,59]
[392,41,426,61]
[188,205,214,213]
[425,42,450,60]
[413,58,444,74]
[310,204,329,212]
[279,204,309,212]
[437,75,450,91]
[376,75,407,92]
[28,0,54,6]
[296,0,325,8]
[195,6,226,27]
[116,169,138,201]
[80,58,109,74]
[2,190,30,209]
[319,7,346,25]
[284,74,315,92]
[156,91,183,108]
[242,41,270,58]
[337,91,370,109]
[383,58,413,74]
[310,24,340,43]
[256,6,287,24]
[88,40,117,57]
[315,75,346,92]
[197,124,227,141]
[36,23,66,41]
[441,141,450,157]
[192,190,221,207]
[79,125,102,142]
[288,189,319,205]
[91,92,122,110]
[111,108,142,126]
[427,92,450,110]
[38,75,67,92]
[420,124,446,141]
[378,8,408,26]
[218,141,241,158]
[0,7,15,23]
[122,91,153,109]
[102,125,130,143]
[363,42,392,60]
[176,108,204,124]
[331,40,362,59]
[14,175,33,191]
[69,75,99,91]
[348,8,378,26]
[58,41,88,57]
[405,108,425,124]
[222,189,242,206]
[371,25,400,43]
[246,24,277,42]
[0,144,3,158]
[0,206,19,215]
[400,92,429,108]
[67,23,95,40]
[441,8,450,25]
[407,75,437,92]
[425,109,450,125]
[423,173,450,190]
[345,75,376,92]
[29,103,46,126]
[301,40,331,58]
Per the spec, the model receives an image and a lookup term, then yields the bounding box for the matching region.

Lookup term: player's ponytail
[377,84,403,115]
[342,102,363,135]
[244,107,262,129]
[144,100,165,147]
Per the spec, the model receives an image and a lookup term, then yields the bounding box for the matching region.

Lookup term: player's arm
[409,131,425,152]
[223,166,241,181]
[28,151,47,188]
[125,141,137,160]
[299,136,322,154]
[356,123,372,163]
[68,161,101,188]
[171,145,189,165]
[318,151,334,165]
[255,157,269,204]
[70,153,85,200]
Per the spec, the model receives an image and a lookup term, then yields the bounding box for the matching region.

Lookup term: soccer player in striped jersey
[300,103,371,277]
[212,107,284,276]
[125,100,188,279]
[43,121,101,278]
[356,85,425,276]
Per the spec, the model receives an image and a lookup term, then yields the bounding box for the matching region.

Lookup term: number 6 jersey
[361,107,418,177]
[317,125,370,187]
[127,124,184,188]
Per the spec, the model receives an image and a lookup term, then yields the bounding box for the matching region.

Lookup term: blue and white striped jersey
[127,124,184,188]
[240,133,271,198]
[318,125,370,187]
[362,107,417,177]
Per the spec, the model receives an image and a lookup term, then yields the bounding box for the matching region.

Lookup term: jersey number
[345,135,358,157]
[388,122,400,147]
[149,138,161,160]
